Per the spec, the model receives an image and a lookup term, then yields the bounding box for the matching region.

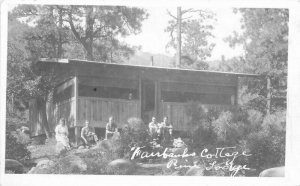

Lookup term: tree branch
[182,15,193,20]
[181,8,193,14]
[166,9,177,20]
[67,11,86,45]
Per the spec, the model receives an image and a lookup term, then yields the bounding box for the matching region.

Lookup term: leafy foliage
[245,111,286,173]
[117,117,152,159]
[184,103,219,149]
[185,102,285,176]
[225,8,288,111]
[165,9,215,69]
[5,125,31,163]
[8,5,149,137]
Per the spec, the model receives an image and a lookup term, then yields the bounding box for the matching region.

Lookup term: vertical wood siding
[77,97,139,128]
[48,98,76,128]
[29,98,75,136]
[162,102,235,131]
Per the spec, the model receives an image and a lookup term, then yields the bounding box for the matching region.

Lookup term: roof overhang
[38,58,260,78]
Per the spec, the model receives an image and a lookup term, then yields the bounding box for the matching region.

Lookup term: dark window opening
[78,84,138,100]
[161,91,232,105]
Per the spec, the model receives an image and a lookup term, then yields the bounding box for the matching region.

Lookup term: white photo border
[1,0,300,185]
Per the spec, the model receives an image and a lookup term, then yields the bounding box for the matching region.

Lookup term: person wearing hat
[81,120,98,147]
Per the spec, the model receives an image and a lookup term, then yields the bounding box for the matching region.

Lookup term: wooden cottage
[29,59,257,142]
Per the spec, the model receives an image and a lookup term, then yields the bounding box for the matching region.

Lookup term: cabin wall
[47,98,76,128]
[162,102,235,131]
[77,97,139,128]
[29,77,76,136]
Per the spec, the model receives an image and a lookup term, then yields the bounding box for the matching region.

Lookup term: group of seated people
[81,116,119,147]
[55,115,174,150]
[148,116,173,144]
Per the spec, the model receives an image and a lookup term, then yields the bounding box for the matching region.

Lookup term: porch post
[138,76,142,118]
[155,80,161,120]
[74,75,80,146]
[235,77,239,106]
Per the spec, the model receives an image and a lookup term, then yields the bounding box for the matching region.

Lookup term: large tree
[165,8,215,70]
[10,5,71,138]
[225,8,288,113]
[8,5,148,137]
[12,5,148,62]
[65,5,148,61]
[7,18,30,114]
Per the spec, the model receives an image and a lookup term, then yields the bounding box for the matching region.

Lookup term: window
[78,85,138,100]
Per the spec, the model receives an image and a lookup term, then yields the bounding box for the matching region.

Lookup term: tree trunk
[57,8,63,58]
[85,6,94,61]
[176,7,182,68]
[37,98,52,138]
[85,44,94,61]
[266,76,271,114]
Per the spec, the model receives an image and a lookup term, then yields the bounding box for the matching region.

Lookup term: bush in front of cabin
[211,111,247,146]
[185,103,220,150]
[244,110,286,174]
[185,102,286,176]
[116,117,152,160]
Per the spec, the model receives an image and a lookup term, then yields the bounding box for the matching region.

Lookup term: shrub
[5,114,31,163]
[244,110,286,175]
[117,117,152,160]
[185,103,220,149]
[211,111,245,145]
[11,130,31,145]
[5,129,31,163]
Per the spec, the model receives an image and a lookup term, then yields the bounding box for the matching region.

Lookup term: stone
[36,159,55,168]
[92,139,113,151]
[56,142,67,155]
[78,145,85,150]
[28,160,55,174]
[108,159,136,174]
[34,157,50,164]
[5,159,24,173]
[20,126,30,134]
[259,166,285,177]
[171,171,181,176]
[61,155,87,172]
[173,138,186,148]
[185,166,204,176]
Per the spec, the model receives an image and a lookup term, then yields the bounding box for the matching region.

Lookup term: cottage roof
[38,58,259,78]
